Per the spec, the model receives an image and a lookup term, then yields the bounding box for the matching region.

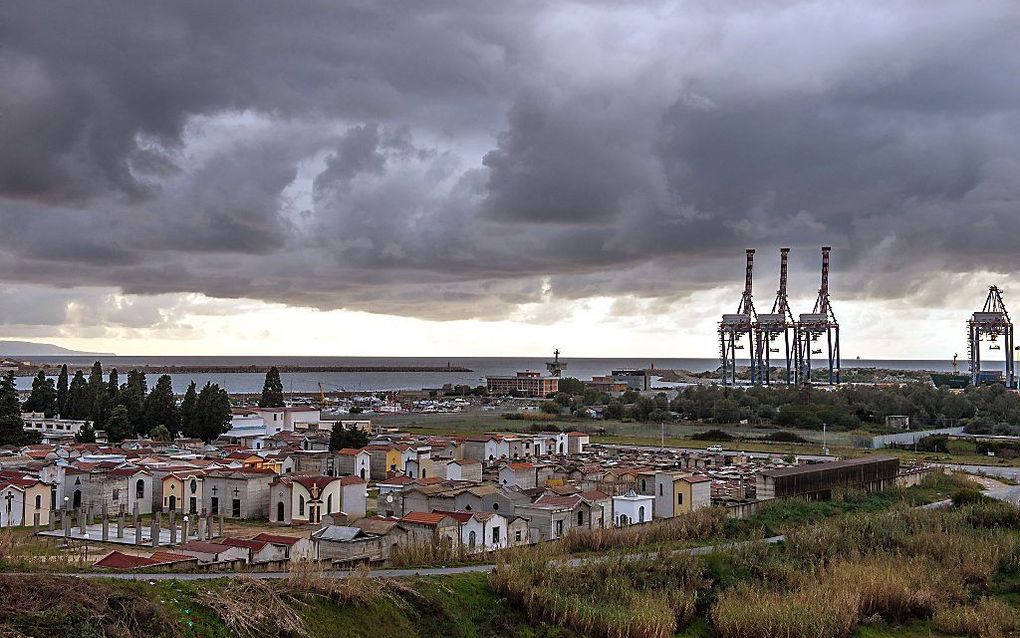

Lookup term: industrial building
[485,371,559,398]
[755,456,899,500]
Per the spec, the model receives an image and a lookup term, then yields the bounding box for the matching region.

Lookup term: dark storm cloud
[0,0,1018,324]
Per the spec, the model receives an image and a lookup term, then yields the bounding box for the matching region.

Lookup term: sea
[12,356,979,394]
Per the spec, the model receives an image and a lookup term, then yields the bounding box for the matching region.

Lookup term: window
[577,511,583,526]
[468,530,477,548]
[298,495,305,516]
[678,493,684,505]
[190,479,197,494]
[555,519,563,538]
[658,484,663,496]
[135,479,145,499]
[327,494,333,514]
[639,506,646,523]
[34,494,41,509]
[492,526,500,544]
[492,503,499,511]
[112,488,119,501]
[515,529,522,542]
[641,479,646,492]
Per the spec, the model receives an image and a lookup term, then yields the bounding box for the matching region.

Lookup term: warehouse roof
[760,456,898,478]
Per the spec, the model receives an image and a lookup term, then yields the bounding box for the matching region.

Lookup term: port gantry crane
[719,249,757,385]
[754,248,797,385]
[796,246,841,384]
[967,286,1014,388]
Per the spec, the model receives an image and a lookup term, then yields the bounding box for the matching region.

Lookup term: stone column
[151,511,161,547]
[196,515,205,541]
[63,510,71,541]
[101,504,109,542]
[218,514,224,538]
[117,505,125,539]
[134,509,142,546]
[182,516,190,542]
[32,512,40,534]
[48,509,56,531]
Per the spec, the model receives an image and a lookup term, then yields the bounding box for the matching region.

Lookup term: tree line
[545,377,1020,432]
[4,362,233,444]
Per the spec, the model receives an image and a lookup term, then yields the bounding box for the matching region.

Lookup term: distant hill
[0,340,114,357]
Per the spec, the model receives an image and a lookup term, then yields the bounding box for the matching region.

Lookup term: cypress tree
[23,370,58,417]
[0,371,20,418]
[87,361,109,428]
[66,371,89,420]
[259,366,285,408]
[107,368,119,400]
[143,374,178,436]
[56,364,69,417]
[178,381,198,438]
[120,369,149,434]
[105,404,132,443]
[0,371,38,446]
[191,381,232,442]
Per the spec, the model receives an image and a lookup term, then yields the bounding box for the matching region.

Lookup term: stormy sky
[0,1,1018,357]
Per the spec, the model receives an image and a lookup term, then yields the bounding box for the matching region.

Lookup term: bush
[691,429,734,442]
[952,488,987,506]
[763,430,807,443]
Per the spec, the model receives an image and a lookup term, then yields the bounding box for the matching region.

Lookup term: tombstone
[117,506,125,539]
[151,511,161,548]
[48,509,56,531]
[32,512,40,535]
[218,514,224,538]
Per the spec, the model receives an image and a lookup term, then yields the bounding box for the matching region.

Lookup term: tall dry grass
[560,507,728,554]
[709,500,1020,638]
[933,597,1020,638]
[203,562,411,637]
[388,539,469,568]
[490,550,707,638]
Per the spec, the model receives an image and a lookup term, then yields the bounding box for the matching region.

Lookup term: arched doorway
[468,530,477,549]
[72,489,81,509]
[167,495,177,511]
[619,514,628,526]
[638,506,646,523]
[277,501,285,522]
[359,468,366,479]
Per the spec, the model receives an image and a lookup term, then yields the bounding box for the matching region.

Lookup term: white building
[435,510,510,553]
[612,490,654,526]
[21,412,88,442]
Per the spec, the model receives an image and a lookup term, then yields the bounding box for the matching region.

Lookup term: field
[6,489,1019,638]
[374,410,1020,468]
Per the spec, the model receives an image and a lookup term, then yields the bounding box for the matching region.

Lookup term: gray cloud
[0,0,1018,327]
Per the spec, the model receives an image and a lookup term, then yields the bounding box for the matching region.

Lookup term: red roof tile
[400,511,451,526]
[252,533,301,546]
